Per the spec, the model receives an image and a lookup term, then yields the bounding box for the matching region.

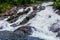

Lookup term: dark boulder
[20,13,36,25]
[14,26,33,36]
[40,6,45,10]
[48,15,51,18]
[33,6,37,11]
[25,8,30,13]
[49,20,60,33]
[56,31,60,37]
[33,5,45,12]
[56,10,60,15]
[6,7,31,23]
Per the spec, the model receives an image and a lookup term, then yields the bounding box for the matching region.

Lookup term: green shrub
[53,0,60,10]
[0,3,13,14]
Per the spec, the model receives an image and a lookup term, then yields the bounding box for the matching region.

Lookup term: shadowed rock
[20,13,36,25]
[14,26,33,35]
[0,16,8,20]
[56,31,60,37]
[37,6,45,11]
[0,31,26,40]
[33,5,45,12]
[56,10,60,15]
[49,20,60,33]
[25,8,30,13]
[4,6,18,16]
[49,20,60,37]
[48,15,51,18]
[7,8,31,23]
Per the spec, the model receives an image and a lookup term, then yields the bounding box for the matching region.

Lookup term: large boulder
[49,20,60,37]
[49,20,60,33]
[7,7,31,23]
[14,26,33,36]
[56,31,60,37]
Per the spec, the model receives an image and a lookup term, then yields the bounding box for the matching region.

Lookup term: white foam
[17,8,24,13]
[0,20,14,31]
[42,2,53,6]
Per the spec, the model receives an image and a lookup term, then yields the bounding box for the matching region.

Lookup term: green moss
[26,17,30,21]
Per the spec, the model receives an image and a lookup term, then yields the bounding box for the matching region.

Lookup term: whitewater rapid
[0,2,60,40]
[28,2,60,40]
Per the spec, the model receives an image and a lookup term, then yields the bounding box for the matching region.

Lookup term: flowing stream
[0,2,60,40]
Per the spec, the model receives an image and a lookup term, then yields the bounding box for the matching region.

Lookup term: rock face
[0,6,18,20]
[7,7,31,23]
[25,8,31,13]
[20,13,36,25]
[56,31,60,37]
[14,26,33,36]
[49,20,60,37]
[50,20,60,32]
[33,5,45,12]
[38,6,45,11]
[56,10,60,15]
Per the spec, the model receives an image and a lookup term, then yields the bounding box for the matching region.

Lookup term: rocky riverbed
[0,2,60,40]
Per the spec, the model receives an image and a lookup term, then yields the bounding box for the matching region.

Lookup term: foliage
[0,0,59,14]
[53,0,60,10]
[0,3,13,13]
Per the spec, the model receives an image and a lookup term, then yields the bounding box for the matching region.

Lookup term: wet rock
[0,7,18,20]
[7,11,26,23]
[56,10,60,15]
[49,20,60,33]
[7,7,31,23]
[7,15,18,23]
[33,5,45,12]
[40,6,45,10]
[5,6,18,16]
[14,26,32,35]
[0,14,8,20]
[25,8,30,13]
[56,31,60,37]
[20,13,36,25]
[11,24,18,27]
[0,6,25,21]
[33,6,37,11]
[48,15,51,18]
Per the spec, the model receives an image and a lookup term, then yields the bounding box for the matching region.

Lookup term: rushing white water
[0,2,60,40]
[27,2,60,40]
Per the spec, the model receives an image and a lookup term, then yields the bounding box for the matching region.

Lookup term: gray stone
[49,20,60,33]
[14,26,33,35]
